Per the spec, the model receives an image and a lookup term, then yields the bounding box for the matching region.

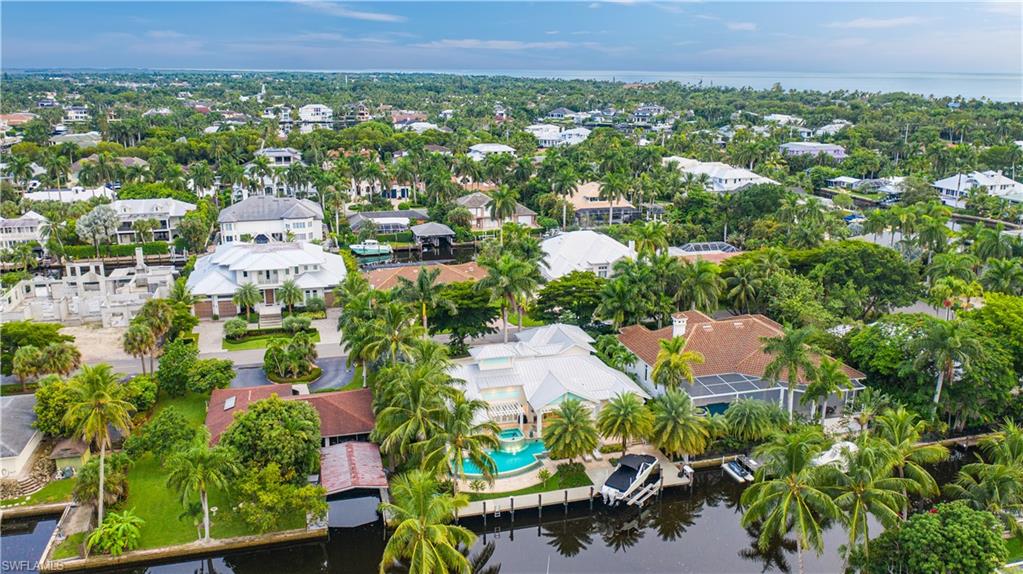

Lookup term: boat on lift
[722,455,761,483]
[350,239,393,256]
[601,454,659,506]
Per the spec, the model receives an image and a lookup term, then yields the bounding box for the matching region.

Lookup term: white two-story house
[185,242,347,318]
[218,196,325,244]
[0,211,48,253]
[108,199,196,244]
[540,230,636,280]
[454,191,537,231]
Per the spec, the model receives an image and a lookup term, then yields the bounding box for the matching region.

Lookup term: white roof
[109,198,196,218]
[662,156,777,192]
[932,171,1023,198]
[452,324,648,413]
[469,143,515,154]
[540,230,635,280]
[186,242,347,296]
[23,186,114,203]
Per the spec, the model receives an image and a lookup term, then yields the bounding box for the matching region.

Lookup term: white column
[778,387,785,408]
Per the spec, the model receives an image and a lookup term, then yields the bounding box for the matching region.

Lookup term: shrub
[223,317,248,339]
[33,375,75,436]
[86,509,144,556]
[156,338,198,397]
[122,375,158,413]
[282,315,312,333]
[235,463,327,533]
[74,452,133,508]
[187,358,235,394]
[219,395,321,479]
[64,242,169,259]
[303,297,326,313]
[123,407,197,460]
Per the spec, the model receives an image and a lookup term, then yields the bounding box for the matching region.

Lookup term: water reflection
[0,515,60,574]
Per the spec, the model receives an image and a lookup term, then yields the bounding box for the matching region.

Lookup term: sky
[3,1,1021,75]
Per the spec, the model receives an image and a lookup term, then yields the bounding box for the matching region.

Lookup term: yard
[0,476,76,507]
[1008,535,1023,563]
[467,464,592,501]
[222,330,321,351]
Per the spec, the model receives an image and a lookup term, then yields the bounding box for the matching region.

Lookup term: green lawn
[506,312,546,328]
[1007,535,1023,563]
[467,466,592,501]
[267,367,323,384]
[0,477,75,507]
[52,532,86,560]
[0,382,40,396]
[336,365,374,392]
[154,391,209,427]
[222,331,321,351]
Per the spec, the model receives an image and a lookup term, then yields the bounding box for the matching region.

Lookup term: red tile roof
[320,442,388,494]
[618,311,864,385]
[205,385,375,444]
[363,262,488,291]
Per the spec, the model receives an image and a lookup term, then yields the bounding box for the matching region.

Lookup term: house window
[596,264,609,278]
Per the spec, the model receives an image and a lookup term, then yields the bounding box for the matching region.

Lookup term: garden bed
[222,330,320,351]
[467,464,592,501]
[267,367,323,384]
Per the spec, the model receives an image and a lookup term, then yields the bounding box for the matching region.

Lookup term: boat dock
[457,446,692,520]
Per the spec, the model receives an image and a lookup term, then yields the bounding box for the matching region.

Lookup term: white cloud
[292,31,346,42]
[546,30,560,35]
[982,2,1022,16]
[826,16,925,29]
[147,30,185,39]
[414,39,574,50]
[726,21,757,31]
[290,0,405,23]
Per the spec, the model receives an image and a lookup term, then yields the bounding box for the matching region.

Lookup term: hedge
[224,327,317,343]
[267,367,323,384]
[65,242,170,259]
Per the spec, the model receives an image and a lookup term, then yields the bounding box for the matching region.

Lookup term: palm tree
[12,345,41,392]
[740,429,840,574]
[818,441,913,562]
[594,279,640,329]
[396,267,456,332]
[761,326,820,423]
[477,254,535,342]
[233,283,260,321]
[943,462,1023,536]
[38,342,81,377]
[726,261,762,315]
[873,407,948,518]
[550,168,579,228]
[5,154,34,190]
[131,218,157,244]
[597,393,653,455]
[378,470,475,574]
[648,389,711,464]
[166,429,239,542]
[420,395,499,492]
[974,224,1014,261]
[137,298,174,371]
[677,259,725,312]
[630,221,669,257]
[189,161,215,201]
[362,302,426,366]
[488,187,519,245]
[169,278,197,307]
[801,358,852,427]
[981,258,1023,295]
[63,364,135,524]
[598,172,629,224]
[543,398,599,463]
[277,279,303,314]
[651,337,705,390]
[122,323,156,375]
[724,399,782,443]
[910,319,983,409]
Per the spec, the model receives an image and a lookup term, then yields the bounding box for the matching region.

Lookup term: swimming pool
[461,430,547,477]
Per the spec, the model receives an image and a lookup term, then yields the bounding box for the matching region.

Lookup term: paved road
[230,357,354,391]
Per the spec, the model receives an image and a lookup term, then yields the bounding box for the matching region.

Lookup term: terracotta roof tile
[363,262,488,291]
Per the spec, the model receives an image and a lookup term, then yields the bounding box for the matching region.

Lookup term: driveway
[230,357,354,391]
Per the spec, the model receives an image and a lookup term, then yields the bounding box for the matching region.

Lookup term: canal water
[2,448,975,574]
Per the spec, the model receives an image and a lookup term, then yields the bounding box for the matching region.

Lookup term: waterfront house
[468,143,515,161]
[363,261,487,291]
[450,324,649,435]
[0,211,48,252]
[931,171,1023,206]
[455,191,537,230]
[0,395,42,480]
[185,242,347,318]
[667,241,743,264]
[662,156,778,193]
[218,196,324,244]
[566,182,643,226]
[764,113,804,126]
[540,230,635,280]
[347,209,429,234]
[814,119,853,137]
[23,186,114,203]
[49,131,102,148]
[108,198,196,244]
[618,311,865,415]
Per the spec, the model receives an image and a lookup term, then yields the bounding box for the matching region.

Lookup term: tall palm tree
[378,470,475,574]
[648,389,711,464]
[550,168,579,228]
[543,398,599,463]
[873,407,948,518]
[122,323,156,375]
[723,399,782,443]
[420,395,499,492]
[676,259,725,312]
[488,187,519,245]
[233,282,260,320]
[801,358,852,427]
[594,278,640,329]
[5,154,34,190]
[189,161,215,201]
[477,254,535,342]
[981,258,1023,295]
[651,337,705,390]
[373,362,458,461]
[974,224,1014,261]
[39,342,81,377]
[943,462,1023,536]
[277,279,303,313]
[166,429,239,542]
[818,441,913,562]
[761,326,820,423]
[63,364,135,524]
[629,221,668,257]
[362,302,426,366]
[136,298,174,371]
[598,172,629,224]
[12,345,41,392]
[910,319,983,409]
[597,393,653,455]
[740,429,839,574]
[396,267,456,332]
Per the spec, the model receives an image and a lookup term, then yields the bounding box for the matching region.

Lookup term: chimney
[672,314,688,338]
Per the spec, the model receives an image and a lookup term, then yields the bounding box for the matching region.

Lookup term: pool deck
[457,444,691,518]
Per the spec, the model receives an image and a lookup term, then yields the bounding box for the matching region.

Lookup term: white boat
[722,455,760,483]
[812,441,858,471]
[350,239,393,256]
[722,460,749,483]
[601,454,659,506]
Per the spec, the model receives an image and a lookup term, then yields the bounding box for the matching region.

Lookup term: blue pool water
[500,428,523,440]
[462,437,547,477]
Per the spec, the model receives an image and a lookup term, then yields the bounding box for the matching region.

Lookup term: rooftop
[218,196,323,223]
[0,394,38,458]
[320,442,388,495]
[363,261,488,291]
